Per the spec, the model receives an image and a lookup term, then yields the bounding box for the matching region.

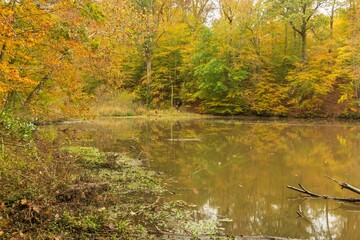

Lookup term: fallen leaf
[98,207,106,212]
[192,188,199,195]
[20,199,27,206]
[0,231,4,236]
[31,205,40,214]
[107,222,115,230]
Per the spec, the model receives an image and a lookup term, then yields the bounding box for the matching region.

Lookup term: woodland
[1,0,360,119]
[2,1,360,238]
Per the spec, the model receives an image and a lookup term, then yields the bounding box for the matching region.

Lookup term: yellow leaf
[20,199,27,206]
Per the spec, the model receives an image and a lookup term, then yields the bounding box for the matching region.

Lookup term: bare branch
[289,21,302,35]
[323,175,360,195]
[287,184,360,203]
[306,1,324,23]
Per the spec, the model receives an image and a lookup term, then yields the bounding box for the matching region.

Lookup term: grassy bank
[0,113,222,239]
[89,91,212,119]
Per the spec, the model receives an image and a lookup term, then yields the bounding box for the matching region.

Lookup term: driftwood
[322,175,360,195]
[287,176,360,203]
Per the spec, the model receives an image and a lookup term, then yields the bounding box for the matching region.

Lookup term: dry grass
[90,90,211,119]
[90,90,146,117]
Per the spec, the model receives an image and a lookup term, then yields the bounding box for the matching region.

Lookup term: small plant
[116,220,130,233]
[82,214,103,232]
[0,111,36,141]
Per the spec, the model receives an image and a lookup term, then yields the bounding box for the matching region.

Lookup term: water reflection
[54,118,360,239]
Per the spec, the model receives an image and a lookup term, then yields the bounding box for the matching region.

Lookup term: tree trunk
[330,0,336,37]
[146,51,152,107]
[22,72,51,111]
[0,43,6,61]
[284,23,288,56]
[3,90,17,111]
[300,22,307,62]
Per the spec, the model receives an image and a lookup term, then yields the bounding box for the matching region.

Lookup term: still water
[59,117,360,239]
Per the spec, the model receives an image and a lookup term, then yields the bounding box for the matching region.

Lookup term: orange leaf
[20,199,27,206]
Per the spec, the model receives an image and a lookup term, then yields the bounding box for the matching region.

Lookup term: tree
[1,0,100,117]
[272,0,326,61]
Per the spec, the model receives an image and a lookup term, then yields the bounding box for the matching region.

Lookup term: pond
[56,117,360,239]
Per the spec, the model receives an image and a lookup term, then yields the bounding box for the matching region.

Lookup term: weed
[0,111,36,141]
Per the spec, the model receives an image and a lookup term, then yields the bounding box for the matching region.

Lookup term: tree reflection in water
[55,118,360,239]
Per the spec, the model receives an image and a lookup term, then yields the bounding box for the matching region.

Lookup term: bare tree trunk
[330,0,336,36]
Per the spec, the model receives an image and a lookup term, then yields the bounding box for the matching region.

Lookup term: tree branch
[323,175,360,195]
[306,1,323,23]
[287,183,360,202]
[289,21,302,35]
[22,70,53,111]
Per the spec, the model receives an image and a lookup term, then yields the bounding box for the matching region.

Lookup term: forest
[3,1,360,239]
[1,0,360,119]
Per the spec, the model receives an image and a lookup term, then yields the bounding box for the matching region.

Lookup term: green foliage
[61,146,106,166]
[190,27,250,114]
[195,58,230,99]
[81,2,106,23]
[0,111,36,141]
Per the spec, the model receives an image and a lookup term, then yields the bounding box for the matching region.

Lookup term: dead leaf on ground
[31,205,40,214]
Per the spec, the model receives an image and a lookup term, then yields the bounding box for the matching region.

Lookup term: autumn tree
[271,0,326,61]
[1,0,102,118]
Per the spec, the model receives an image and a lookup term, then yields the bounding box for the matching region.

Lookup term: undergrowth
[0,118,223,239]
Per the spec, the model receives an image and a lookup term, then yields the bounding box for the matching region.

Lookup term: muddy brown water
[53,117,360,239]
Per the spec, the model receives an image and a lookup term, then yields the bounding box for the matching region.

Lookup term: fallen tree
[287,175,360,202]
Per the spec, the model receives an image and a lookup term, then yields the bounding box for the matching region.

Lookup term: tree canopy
[1,0,360,118]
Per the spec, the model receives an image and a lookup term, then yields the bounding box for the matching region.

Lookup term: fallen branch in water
[322,175,360,195]
[287,181,360,203]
